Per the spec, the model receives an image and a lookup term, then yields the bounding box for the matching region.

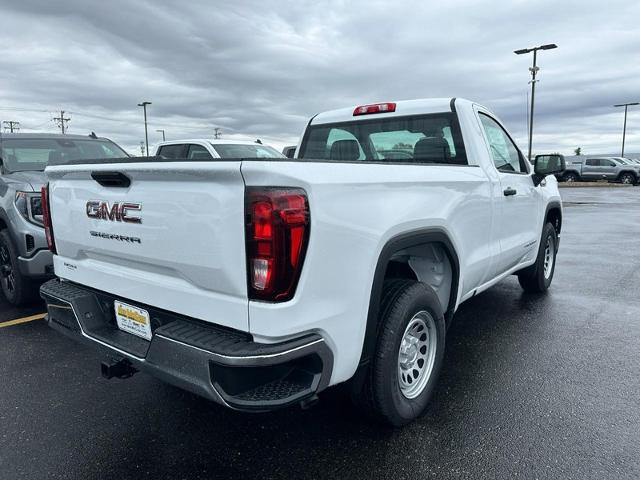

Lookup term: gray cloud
[1,0,639,155]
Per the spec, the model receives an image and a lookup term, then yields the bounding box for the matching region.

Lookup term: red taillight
[41,184,56,254]
[245,187,310,302]
[353,102,396,116]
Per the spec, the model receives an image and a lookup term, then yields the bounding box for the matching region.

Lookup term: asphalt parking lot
[1,186,639,480]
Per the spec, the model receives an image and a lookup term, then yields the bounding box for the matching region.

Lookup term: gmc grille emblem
[86,201,142,224]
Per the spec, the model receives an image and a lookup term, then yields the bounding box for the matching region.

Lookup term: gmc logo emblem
[86,201,142,224]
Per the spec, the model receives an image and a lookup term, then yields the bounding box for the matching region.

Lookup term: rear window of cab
[299,113,467,165]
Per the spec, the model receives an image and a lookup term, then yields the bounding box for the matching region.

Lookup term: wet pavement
[0,292,43,323]
[1,187,639,479]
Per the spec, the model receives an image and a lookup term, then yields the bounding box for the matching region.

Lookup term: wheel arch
[563,169,581,180]
[544,201,562,235]
[0,208,8,232]
[359,228,460,366]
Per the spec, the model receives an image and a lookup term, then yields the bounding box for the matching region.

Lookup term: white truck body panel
[46,161,249,331]
[242,160,495,383]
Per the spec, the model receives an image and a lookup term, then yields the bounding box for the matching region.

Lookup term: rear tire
[563,172,579,182]
[517,223,557,293]
[356,279,446,427]
[0,229,34,306]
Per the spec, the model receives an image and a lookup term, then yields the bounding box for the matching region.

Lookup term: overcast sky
[1,0,639,156]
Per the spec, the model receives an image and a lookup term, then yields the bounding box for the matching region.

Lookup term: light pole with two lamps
[514,43,557,162]
[137,101,152,157]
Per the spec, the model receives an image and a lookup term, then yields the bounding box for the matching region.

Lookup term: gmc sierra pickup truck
[40,98,564,426]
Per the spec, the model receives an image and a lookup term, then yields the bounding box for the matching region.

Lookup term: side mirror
[533,154,565,185]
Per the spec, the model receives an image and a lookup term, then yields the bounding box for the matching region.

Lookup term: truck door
[477,113,541,275]
[581,158,602,180]
[600,158,618,179]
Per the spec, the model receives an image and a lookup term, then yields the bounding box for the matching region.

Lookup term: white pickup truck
[40,98,564,426]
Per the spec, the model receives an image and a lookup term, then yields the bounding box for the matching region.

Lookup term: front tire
[517,223,558,293]
[358,279,446,426]
[0,229,34,306]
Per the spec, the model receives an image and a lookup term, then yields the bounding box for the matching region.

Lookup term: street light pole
[514,43,557,162]
[156,129,165,141]
[137,101,152,157]
[613,102,639,157]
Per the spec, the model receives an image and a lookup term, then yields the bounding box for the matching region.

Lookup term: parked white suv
[155,139,284,160]
[40,98,563,426]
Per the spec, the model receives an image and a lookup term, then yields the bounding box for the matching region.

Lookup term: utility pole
[156,129,165,141]
[514,43,558,162]
[137,101,152,156]
[214,127,221,139]
[613,102,639,157]
[2,121,20,133]
[53,110,71,134]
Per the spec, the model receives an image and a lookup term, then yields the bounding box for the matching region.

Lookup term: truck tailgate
[46,161,249,331]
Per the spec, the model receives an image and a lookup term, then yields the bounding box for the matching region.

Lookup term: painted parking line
[0,313,47,328]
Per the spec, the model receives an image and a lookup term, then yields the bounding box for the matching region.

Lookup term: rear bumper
[40,278,333,411]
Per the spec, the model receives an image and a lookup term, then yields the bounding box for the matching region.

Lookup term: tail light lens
[245,187,310,302]
[41,184,56,254]
[353,102,396,116]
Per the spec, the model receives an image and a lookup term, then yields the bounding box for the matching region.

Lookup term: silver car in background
[559,156,639,184]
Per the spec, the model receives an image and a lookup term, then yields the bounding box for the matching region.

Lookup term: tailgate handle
[91,171,131,188]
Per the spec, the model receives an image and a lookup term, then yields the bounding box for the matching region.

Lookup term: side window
[602,159,616,167]
[157,144,186,159]
[187,144,213,160]
[479,114,528,174]
[586,159,597,166]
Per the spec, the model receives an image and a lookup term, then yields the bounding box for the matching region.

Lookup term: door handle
[503,187,517,196]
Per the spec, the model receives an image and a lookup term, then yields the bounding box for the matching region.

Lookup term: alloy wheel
[0,243,16,295]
